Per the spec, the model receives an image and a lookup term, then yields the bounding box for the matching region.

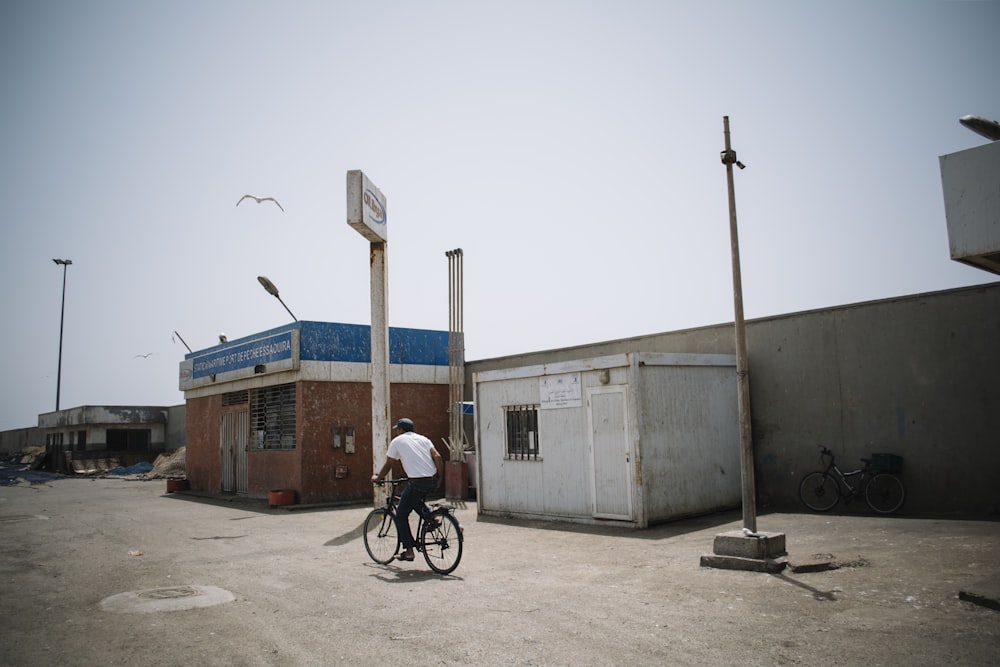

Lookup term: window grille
[223,390,248,406]
[251,383,296,450]
[504,405,540,460]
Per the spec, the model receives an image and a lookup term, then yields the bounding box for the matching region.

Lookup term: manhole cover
[100,585,234,614]
[138,586,200,600]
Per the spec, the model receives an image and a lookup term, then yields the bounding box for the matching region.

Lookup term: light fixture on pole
[257,275,298,322]
[52,258,72,411]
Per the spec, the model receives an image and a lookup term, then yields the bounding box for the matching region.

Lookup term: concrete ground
[1,472,998,666]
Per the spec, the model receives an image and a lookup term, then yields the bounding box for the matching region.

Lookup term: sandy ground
[1,473,998,666]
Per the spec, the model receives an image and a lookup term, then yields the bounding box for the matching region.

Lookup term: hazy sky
[1,1,998,429]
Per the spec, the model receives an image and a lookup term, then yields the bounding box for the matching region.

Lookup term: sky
[1,1,998,430]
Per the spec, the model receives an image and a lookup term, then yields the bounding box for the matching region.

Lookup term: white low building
[473,352,740,528]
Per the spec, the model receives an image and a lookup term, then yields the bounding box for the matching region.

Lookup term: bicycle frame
[825,461,869,498]
[379,478,434,533]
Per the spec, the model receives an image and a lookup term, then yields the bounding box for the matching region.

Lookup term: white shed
[473,352,741,528]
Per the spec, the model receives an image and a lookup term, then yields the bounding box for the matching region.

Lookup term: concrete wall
[0,427,39,455]
[467,283,1000,518]
[166,404,186,450]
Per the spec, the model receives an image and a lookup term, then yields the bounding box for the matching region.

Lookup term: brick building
[179,321,451,504]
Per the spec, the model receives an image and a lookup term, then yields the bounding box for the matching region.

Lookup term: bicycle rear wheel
[798,472,840,512]
[419,510,463,575]
[865,473,905,514]
[363,508,399,564]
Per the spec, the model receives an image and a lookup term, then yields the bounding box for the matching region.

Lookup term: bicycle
[798,446,905,514]
[363,478,464,575]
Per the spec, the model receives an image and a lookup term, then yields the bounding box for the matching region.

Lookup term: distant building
[37,404,182,473]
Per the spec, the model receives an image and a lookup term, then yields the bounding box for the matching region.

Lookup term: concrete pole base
[700,530,788,572]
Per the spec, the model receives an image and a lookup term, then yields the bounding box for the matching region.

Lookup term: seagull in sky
[133,353,155,359]
[236,194,284,212]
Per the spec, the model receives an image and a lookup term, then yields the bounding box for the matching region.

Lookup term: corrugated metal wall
[637,364,740,523]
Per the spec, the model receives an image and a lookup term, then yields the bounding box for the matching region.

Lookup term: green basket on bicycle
[870,453,903,473]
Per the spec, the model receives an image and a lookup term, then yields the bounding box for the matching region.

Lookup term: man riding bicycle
[371,418,444,562]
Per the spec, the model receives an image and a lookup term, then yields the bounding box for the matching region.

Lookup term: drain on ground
[138,586,199,600]
[100,585,234,614]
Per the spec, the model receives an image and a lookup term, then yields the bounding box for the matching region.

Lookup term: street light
[257,275,298,321]
[52,258,72,411]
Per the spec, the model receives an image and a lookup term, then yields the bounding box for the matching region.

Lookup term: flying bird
[133,353,155,359]
[236,194,284,212]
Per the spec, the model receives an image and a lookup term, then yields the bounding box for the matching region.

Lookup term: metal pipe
[445,248,466,460]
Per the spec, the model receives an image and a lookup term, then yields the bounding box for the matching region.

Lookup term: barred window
[505,405,539,461]
[223,390,248,406]
[251,383,296,450]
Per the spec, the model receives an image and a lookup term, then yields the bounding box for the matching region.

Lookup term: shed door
[587,386,633,520]
[221,410,249,495]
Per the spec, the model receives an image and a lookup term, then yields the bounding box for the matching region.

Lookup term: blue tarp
[106,461,154,476]
[0,462,61,486]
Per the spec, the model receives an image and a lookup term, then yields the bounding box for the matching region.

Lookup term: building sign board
[190,331,296,379]
[346,170,388,242]
[540,373,582,409]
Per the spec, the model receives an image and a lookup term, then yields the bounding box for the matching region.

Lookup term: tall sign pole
[720,116,757,534]
[347,170,390,507]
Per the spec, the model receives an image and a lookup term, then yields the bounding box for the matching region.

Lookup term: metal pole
[457,249,465,444]
[721,116,757,534]
[173,331,193,354]
[445,249,465,457]
[52,259,72,411]
[370,241,391,507]
[275,295,298,322]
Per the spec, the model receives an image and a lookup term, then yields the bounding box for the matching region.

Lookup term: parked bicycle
[363,478,463,575]
[798,446,905,514]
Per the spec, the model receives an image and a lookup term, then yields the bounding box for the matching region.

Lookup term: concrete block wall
[467,283,1000,518]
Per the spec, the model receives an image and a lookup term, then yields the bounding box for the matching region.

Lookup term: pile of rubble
[2,446,186,482]
[11,446,47,468]
[144,447,186,480]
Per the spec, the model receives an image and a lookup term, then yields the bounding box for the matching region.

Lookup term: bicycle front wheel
[865,473,905,514]
[798,472,840,512]
[420,510,463,575]
[363,508,399,564]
